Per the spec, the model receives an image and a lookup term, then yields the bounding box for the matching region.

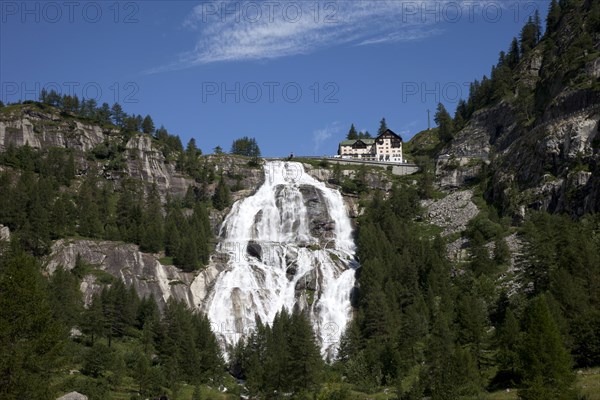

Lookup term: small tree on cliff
[231,137,261,158]
[212,175,231,211]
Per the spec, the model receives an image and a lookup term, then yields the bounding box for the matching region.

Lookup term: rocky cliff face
[0,107,105,152]
[124,134,191,197]
[303,163,393,193]
[206,155,265,201]
[0,104,194,197]
[436,94,599,216]
[493,106,599,215]
[299,184,334,243]
[434,1,600,216]
[422,190,479,237]
[47,239,224,310]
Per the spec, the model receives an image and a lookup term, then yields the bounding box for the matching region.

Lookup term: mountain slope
[431,0,599,216]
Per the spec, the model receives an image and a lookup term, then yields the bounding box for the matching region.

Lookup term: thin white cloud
[313,121,342,153]
[358,28,443,46]
[147,0,465,73]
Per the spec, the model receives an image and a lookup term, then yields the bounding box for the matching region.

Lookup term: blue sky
[1,1,548,157]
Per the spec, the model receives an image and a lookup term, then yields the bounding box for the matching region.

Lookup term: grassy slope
[403,127,440,161]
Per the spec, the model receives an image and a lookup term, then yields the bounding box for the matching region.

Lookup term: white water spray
[204,161,357,359]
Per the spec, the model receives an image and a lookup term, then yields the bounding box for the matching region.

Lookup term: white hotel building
[338,129,404,163]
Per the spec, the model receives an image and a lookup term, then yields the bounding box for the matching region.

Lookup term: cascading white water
[204,161,357,359]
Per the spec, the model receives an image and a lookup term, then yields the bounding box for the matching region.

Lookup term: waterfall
[204,161,357,359]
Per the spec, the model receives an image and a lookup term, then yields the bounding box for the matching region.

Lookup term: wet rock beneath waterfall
[285,249,298,265]
[249,264,266,285]
[211,251,230,265]
[295,270,317,291]
[252,210,263,237]
[286,266,297,279]
[246,241,262,261]
[286,251,299,279]
[299,184,334,241]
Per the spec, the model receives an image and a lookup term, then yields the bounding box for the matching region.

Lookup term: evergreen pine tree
[175,235,199,272]
[264,309,291,392]
[192,313,224,382]
[82,342,113,378]
[140,185,164,253]
[212,176,231,211]
[116,180,143,243]
[164,217,181,258]
[547,0,561,34]
[110,103,126,127]
[589,0,600,33]
[347,124,358,140]
[494,236,511,265]
[507,37,521,69]
[48,267,84,328]
[520,17,538,55]
[456,293,488,368]
[39,88,48,104]
[533,10,542,42]
[64,151,76,185]
[518,295,576,400]
[22,189,51,256]
[378,117,388,136]
[425,302,458,400]
[77,178,103,238]
[81,98,97,118]
[434,103,454,143]
[453,102,466,130]
[190,203,212,264]
[97,103,111,125]
[495,308,521,386]
[50,193,76,239]
[287,310,323,393]
[141,115,155,134]
[230,137,261,157]
[0,252,65,399]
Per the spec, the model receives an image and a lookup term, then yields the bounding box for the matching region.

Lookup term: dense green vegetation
[2,169,599,399]
[334,181,600,399]
[333,4,600,396]
[0,244,225,399]
[1,1,598,399]
[230,136,261,158]
[0,144,214,271]
[229,309,323,398]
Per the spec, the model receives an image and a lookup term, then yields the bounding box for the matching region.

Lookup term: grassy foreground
[86,367,600,400]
